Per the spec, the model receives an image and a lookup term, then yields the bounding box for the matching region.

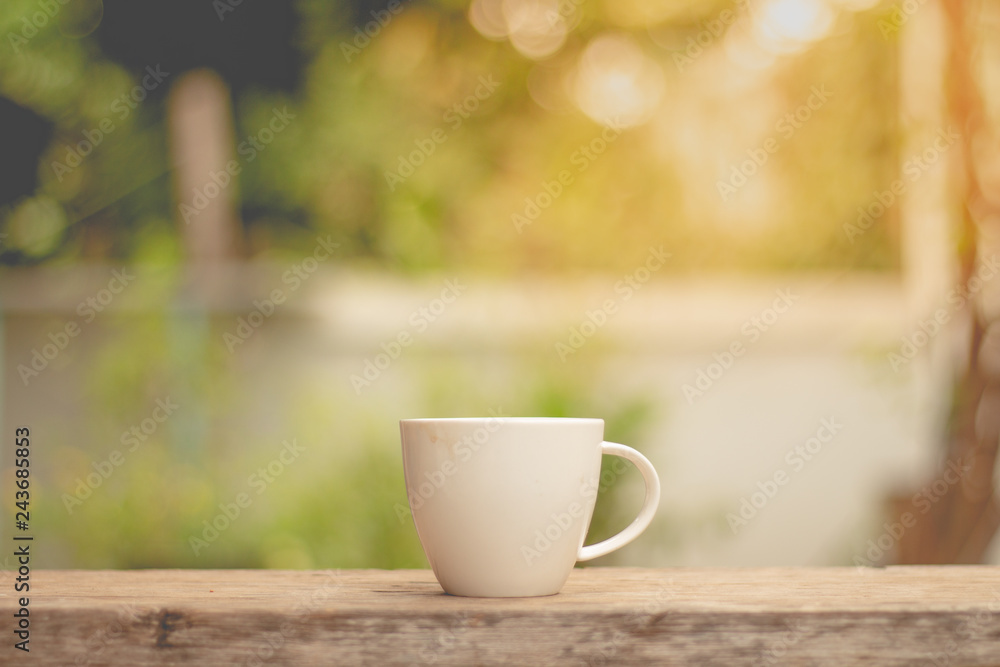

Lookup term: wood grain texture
[3,567,1000,666]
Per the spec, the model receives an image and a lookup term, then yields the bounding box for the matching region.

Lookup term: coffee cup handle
[577,442,661,562]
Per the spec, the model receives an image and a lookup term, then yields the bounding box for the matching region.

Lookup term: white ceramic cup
[400,417,660,597]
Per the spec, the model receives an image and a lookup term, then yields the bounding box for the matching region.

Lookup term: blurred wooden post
[168,68,241,270]
[892,0,1000,563]
[164,69,244,459]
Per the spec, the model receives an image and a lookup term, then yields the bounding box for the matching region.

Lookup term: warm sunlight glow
[753,0,837,55]
[573,34,664,127]
[503,0,567,60]
[469,0,508,40]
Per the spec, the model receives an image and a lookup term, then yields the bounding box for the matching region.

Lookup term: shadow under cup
[400,417,628,598]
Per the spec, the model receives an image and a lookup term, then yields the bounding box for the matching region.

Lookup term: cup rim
[400,417,604,425]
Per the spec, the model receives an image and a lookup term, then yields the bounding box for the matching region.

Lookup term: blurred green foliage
[36,288,659,568]
[0,0,898,272]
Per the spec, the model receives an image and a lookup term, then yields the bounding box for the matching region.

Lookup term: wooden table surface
[3,567,1000,665]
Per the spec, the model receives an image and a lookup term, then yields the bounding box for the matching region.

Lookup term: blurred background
[0,0,998,570]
